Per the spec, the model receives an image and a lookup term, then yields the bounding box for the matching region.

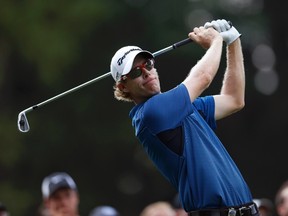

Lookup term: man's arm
[183,26,223,102]
[214,38,245,120]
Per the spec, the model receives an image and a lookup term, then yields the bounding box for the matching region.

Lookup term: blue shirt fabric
[129,84,253,212]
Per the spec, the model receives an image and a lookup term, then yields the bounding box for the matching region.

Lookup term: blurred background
[0,0,287,215]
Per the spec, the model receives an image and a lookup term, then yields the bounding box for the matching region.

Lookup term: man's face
[121,55,161,103]
[0,211,9,216]
[45,188,79,216]
[277,188,288,216]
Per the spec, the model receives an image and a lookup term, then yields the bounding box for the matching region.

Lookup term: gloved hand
[204,19,231,32]
[204,19,241,45]
[219,26,241,45]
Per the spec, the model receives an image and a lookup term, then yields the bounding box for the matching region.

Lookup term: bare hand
[188,26,222,49]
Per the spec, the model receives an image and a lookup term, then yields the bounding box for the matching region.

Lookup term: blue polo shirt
[129,84,252,212]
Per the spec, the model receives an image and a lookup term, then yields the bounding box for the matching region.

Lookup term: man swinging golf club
[110,19,259,216]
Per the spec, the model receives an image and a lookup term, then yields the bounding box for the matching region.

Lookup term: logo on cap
[117,48,142,66]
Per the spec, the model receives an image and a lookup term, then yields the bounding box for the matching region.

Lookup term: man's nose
[142,68,151,78]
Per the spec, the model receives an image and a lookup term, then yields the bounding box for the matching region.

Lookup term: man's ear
[117,82,129,93]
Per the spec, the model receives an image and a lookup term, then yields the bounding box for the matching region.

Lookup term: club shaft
[23,37,193,112]
[17,37,193,132]
[31,71,111,111]
[153,38,192,57]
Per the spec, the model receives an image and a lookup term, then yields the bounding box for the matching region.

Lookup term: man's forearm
[220,39,245,102]
[183,37,223,101]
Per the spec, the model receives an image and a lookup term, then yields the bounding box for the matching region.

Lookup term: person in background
[0,202,9,216]
[275,180,288,216]
[110,18,259,215]
[88,205,120,216]
[139,201,176,216]
[41,172,80,216]
[253,198,274,216]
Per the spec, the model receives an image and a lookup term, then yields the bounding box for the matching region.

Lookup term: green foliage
[0,0,112,85]
[0,114,23,168]
[0,182,33,216]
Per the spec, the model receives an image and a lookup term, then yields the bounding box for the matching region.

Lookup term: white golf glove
[204,19,241,45]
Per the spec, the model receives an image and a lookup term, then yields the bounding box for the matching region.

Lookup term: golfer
[110,19,259,216]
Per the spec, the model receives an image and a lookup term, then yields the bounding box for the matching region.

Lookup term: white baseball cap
[110,46,153,81]
[41,172,77,199]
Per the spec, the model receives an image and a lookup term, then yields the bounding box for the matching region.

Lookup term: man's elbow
[233,99,245,112]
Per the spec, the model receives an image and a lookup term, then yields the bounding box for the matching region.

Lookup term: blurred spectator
[172,194,188,216]
[253,198,274,216]
[89,205,120,216]
[41,172,79,216]
[275,180,288,216]
[139,201,176,216]
[0,202,9,216]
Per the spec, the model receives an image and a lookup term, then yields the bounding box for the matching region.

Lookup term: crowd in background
[1,172,288,216]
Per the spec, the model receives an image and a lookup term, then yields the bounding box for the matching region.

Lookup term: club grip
[173,20,232,49]
[173,38,192,48]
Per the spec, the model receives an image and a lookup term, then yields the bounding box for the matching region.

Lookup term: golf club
[17,37,192,133]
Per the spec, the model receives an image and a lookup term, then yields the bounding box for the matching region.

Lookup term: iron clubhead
[18,112,30,132]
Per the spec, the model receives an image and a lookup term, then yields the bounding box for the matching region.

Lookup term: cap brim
[51,185,75,197]
[122,51,153,76]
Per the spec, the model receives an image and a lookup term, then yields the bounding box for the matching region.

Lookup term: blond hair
[113,81,133,102]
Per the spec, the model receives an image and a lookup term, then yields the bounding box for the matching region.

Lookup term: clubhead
[18,112,30,132]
